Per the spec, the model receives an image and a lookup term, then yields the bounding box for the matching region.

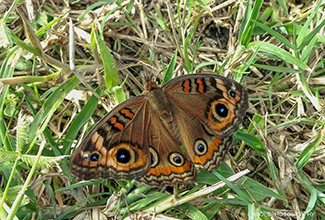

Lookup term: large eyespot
[116,148,131,164]
[215,103,228,118]
[194,139,208,156]
[110,143,138,165]
[168,152,185,167]
[207,100,231,123]
[149,147,159,168]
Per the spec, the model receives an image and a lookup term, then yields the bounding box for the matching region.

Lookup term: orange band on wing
[109,116,125,131]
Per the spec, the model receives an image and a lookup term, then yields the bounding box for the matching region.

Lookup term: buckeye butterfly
[70,74,248,186]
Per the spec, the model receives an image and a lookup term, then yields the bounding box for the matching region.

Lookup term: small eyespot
[194,139,208,156]
[82,152,90,159]
[116,148,131,164]
[82,151,101,162]
[168,152,185,167]
[229,90,237,98]
[90,152,100,162]
[215,103,228,118]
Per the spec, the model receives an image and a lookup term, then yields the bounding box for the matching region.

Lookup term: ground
[0,0,325,219]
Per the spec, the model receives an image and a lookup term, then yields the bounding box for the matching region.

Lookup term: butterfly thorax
[146,87,177,136]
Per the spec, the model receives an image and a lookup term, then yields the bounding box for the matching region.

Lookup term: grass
[1,0,325,219]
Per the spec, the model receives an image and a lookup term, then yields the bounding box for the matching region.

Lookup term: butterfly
[70,74,248,186]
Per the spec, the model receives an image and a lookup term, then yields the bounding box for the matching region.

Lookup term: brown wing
[162,74,248,137]
[70,74,248,185]
[162,74,248,171]
[70,96,152,181]
[138,108,196,186]
[171,105,234,171]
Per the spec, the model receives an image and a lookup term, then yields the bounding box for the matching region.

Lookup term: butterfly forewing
[70,96,151,181]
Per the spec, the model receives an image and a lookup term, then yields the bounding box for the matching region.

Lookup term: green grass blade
[248,41,310,70]
[296,0,322,46]
[296,126,325,171]
[77,0,115,20]
[240,0,263,46]
[96,33,119,90]
[162,50,178,85]
[28,77,80,146]
[251,19,295,50]
[182,203,208,220]
[7,140,46,220]
[63,87,101,154]
[238,0,253,45]
[277,0,289,17]
[213,171,253,203]
[298,18,325,51]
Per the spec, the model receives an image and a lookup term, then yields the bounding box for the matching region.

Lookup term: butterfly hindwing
[138,108,196,186]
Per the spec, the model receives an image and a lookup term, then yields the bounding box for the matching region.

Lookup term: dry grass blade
[0,0,325,219]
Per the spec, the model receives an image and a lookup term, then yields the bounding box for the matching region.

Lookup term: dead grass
[0,0,325,219]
